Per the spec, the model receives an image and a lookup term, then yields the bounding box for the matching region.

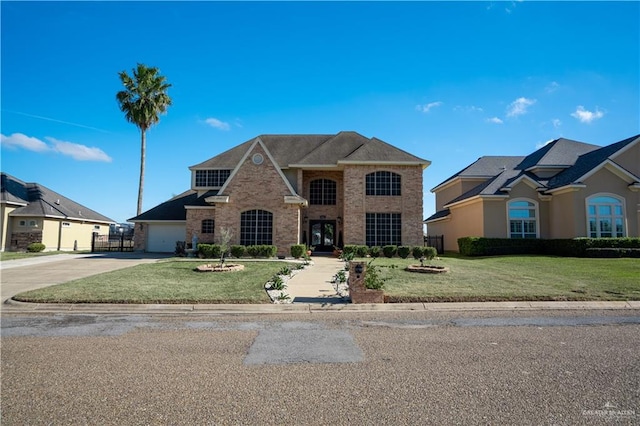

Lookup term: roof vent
[78,210,82,216]
[55,199,60,205]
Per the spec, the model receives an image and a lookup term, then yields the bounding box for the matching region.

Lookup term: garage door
[147,223,186,252]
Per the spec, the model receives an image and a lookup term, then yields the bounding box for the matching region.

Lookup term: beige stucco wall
[42,219,108,251]
[430,199,485,251]
[434,178,488,211]
[343,165,424,247]
[1,205,17,251]
[611,141,640,237]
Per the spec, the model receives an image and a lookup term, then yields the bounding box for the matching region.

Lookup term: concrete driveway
[0,253,166,304]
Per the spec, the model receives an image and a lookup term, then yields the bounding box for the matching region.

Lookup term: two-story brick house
[129,132,430,254]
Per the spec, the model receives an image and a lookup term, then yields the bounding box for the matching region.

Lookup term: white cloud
[46,137,112,162]
[552,118,562,128]
[571,106,604,124]
[506,97,536,117]
[205,117,230,131]
[536,139,555,149]
[487,117,503,124]
[1,133,49,152]
[0,133,111,162]
[454,105,484,113]
[545,81,560,93]
[415,101,443,113]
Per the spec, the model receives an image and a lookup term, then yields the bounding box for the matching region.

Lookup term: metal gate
[91,231,134,252]
[424,235,444,254]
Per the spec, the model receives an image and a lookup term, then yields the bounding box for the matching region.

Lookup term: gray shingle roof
[424,208,450,222]
[128,190,197,221]
[433,156,524,191]
[515,138,599,170]
[1,172,115,223]
[191,132,429,169]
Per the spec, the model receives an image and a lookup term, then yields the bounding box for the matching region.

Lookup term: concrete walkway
[286,255,346,304]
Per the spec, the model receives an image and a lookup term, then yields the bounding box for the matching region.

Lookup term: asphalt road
[2,310,639,425]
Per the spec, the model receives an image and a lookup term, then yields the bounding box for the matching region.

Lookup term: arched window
[201,219,214,234]
[240,209,273,245]
[309,179,336,205]
[508,199,538,239]
[587,195,625,238]
[366,171,401,196]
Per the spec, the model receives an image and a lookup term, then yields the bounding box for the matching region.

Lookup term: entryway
[309,220,336,252]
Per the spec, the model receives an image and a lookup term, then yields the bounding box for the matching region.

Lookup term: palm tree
[116,63,172,215]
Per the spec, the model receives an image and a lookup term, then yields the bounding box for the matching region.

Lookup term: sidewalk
[286,255,346,304]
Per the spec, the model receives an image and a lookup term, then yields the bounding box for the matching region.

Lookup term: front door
[310,220,336,252]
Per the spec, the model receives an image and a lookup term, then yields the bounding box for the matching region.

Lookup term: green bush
[290,244,306,259]
[26,242,45,253]
[230,245,245,258]
[586,248,640,258]
[397,246,411,259]
[247,245,277,258]
[197,244,222,259]
[369,246,381,257]
[364,260,385,290]
[382,245,397,258]
[269,274,286,291]
[246,245,260,258]
[457,237,640,257]
[423,246,438,261]
[355,245,369,257]
[411,246,425,259]
[342,245,358,258]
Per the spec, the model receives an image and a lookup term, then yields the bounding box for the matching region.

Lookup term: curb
[3,298,639,315]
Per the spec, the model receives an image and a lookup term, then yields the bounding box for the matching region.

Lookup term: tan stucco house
[1,173,115,251]
[129,132,430,254]
[425,134,640,252]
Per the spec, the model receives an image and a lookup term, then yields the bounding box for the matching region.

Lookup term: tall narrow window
[508,200,537,239]
[309,179,337,205]
[587,195,625,238]
[366,171,401,196]
[201,219,214,234]
[240,210,273,245]
[366,213,401,246]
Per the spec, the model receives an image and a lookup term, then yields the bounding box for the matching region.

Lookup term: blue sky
[1,1,639,224]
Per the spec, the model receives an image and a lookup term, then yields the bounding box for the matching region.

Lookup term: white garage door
[147,223,186,253]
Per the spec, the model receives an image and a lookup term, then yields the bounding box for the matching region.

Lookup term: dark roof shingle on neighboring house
[1,172,115,223]
[129,190,199,222]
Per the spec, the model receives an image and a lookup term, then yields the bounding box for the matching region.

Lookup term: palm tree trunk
[137,130,146,215]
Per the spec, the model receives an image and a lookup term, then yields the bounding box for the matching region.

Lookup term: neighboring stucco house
[1,173,115,251]
[425,135,640,252]
[129,132,430,254]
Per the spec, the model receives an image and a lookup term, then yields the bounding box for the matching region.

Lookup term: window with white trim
[587,195,625,238]
[195,170,231,187]
[508,200,537,239]
[240,210,273,245]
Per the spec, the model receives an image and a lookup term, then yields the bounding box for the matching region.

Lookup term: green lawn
[368,255,640,302]
[10,255,640,304]
[13,261,296,304]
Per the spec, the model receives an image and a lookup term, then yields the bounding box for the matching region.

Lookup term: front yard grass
[13,261,295,304]
[368,255,640,302]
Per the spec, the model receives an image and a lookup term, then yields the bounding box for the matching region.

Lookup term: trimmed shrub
[355,245,369,257]
[412,246,425,259]
[197,244,222,259]
[27,242,45,253]
[342,245,358,258]
[586,248,640,258]
[246,245,260,258]
[369,246,381,257]
[397,246,411,259]
[290,244,306,259]
[423,246,438,261]
[260,245,277,257]
[382,245,397,258]
[230,245,245,258]
[457,237,640,257]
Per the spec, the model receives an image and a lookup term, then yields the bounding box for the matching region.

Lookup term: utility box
[348,261,384,304]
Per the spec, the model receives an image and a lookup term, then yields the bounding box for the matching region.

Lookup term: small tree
[217,227,233,265]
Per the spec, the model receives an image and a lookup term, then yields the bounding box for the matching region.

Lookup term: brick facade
[186,208,216,244]
[9,231,43,251]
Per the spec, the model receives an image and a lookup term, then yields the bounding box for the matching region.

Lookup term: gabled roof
[515,138,599,170]
[191,131,429,170]
[1,172,115,223]
[129,190,197,221]
[432,134,640,208]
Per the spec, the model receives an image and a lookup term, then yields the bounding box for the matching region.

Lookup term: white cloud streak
[571,106,604,124]
[487,117,503,124]
[552,118,562,128]
[205,117,231,131]
[506,97,536,117]
[1,133,111,162]
[415,101,443,113]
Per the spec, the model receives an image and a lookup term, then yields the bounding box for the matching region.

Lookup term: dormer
[190,169,232,196]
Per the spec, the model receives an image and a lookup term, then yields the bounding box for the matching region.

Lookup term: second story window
[195,170,231,187]
[309,179,337,205]
[366,171,401,196]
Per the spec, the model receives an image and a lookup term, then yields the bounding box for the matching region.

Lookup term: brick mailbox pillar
[348,261,384,304]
